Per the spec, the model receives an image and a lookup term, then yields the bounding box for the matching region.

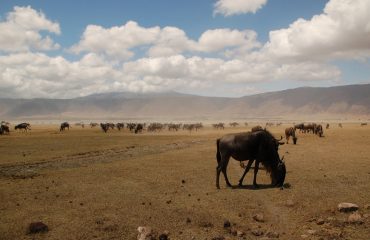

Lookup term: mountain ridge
[1,84,370,120]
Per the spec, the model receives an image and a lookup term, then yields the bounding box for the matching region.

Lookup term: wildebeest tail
[216,138,221,164]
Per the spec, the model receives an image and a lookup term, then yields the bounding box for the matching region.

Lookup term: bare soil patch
[0,124,369,239]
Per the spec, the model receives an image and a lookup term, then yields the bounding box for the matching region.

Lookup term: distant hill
[1,84,370,121]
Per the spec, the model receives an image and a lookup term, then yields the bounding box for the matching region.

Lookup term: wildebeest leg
[238,160,254,186]
[253,160,260,188]
[216,153,232,189]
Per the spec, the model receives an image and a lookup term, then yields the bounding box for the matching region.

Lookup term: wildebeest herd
[0,122,31,135]
[0,119,364,191]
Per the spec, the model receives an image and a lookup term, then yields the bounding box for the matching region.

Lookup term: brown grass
[1,124,370,239]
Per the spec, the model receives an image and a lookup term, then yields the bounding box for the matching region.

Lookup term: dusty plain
[1,123,370,240]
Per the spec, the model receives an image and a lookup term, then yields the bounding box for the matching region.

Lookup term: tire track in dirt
[0,140,205,179]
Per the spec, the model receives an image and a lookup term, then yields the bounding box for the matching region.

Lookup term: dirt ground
[0,123,369,240]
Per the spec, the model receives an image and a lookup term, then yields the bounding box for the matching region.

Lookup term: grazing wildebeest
[212,123,225,130]
[216,130,286,189]
[314,124,323,137]
[361,122,367,126]
[15,123,31,132]
[251,125,263,132]
[326,123,330,129]
[116,122,124,131]
[100,123,109,133]
[285,127,297,144]
[60,122,70,131]
[294,123,304,133]
[134,124,143,134]
[0,124,9,135]
[90,122,98,128]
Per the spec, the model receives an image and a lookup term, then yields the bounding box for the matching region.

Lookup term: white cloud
[70,21,160,60]
[264,0,370,61]
[0,6,60,52]
[214,0,267,16]
[147,26,196,57]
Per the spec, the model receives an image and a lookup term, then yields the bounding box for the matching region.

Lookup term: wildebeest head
[271,158,286,187]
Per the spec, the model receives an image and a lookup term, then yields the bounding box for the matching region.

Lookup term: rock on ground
[28,222,48,234]
[137,226,156,240]
[337,202,359,212]
[347,212,364,224]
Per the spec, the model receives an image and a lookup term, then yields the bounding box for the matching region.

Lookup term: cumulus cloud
[214,0,267,16]
[72,21,261,59]
[263,0,370,61]
[147,26,196,57]
[0,6,60,52]
[70,21,160,60]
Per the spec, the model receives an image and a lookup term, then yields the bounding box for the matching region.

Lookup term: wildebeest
[338,123,343,128]
[326,123,330,129]
[15,123,31,132]
[116,122,125,131]
[361,122,367,126]
[314,124,323,137]
[90,122,98,128]
[134,124,143,134]
[216,130,286,189]
[100,123,109,133]
[285,127,297,144]
[212,123,225,130]
[229,122,239,127]
[0,124,10,135]
[60,122,70,131]
[294,123,304,132]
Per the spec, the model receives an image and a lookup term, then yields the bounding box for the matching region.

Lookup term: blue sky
[0,0,369,98]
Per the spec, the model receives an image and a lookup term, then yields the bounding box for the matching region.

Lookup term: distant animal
[0,124,10,135]
[285,127,297,144]
[361,122,367,126]
[212,123,225,130]
[106,123,115,130]
[326,123,330,129]
[116,123,125,131]
[60,122,70,131]
[127,123,137,132]
[229,122,239,127]
[338,123,343,128]
[15,123,31,132]
[134,124,143,134]
[100,123,109,133]
[90,122,98,128]
[216,130,286,189]
[294,123,304,132]
[314,124,323,137]
[251,125,263,132]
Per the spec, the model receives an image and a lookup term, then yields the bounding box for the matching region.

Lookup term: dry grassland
[1,124,370,239]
